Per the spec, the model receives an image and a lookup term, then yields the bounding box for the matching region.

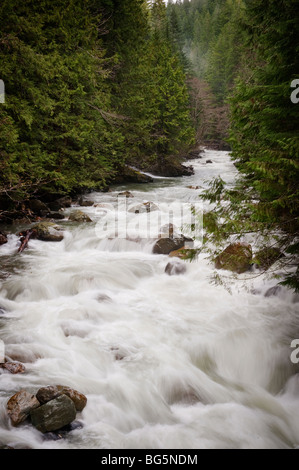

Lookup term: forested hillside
[176,0,298,291]
[0,0,195,219]
[166,0,246,147]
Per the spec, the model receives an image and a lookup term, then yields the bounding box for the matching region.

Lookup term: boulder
[264,286,283,298]
[118,191,134,198]
[30,394,76,433]
[148,160,194,177]
[0,231,8,246]
[254,247,284,271]
[113,167,153,184]
[153,237,192,255]
[78,197,94,207]
[129,202,159,214]
[7,391,40,426]
[36,385,87,412]
[56,196,72,208]
[169,247,198,260]
[28,199,50,216]
[0,361,26,374]
[165,261,187,276]
[69,210,92,223]
[215,243,252,274]
[206,160,213,164]
[31,222,64,242]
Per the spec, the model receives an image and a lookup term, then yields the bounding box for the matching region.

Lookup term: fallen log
[18,229,37,253]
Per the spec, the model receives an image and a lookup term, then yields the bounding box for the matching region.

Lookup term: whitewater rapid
[0,150,299,449]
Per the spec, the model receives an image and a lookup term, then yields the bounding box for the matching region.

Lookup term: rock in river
[153,237,192,255]
[215,242,252,274]
[36,385,87,412]
[30,394,77,433]
[31,222,64,242]
[0,231,8,246]
[0,361,26,374]
[69,210,92,223]
[165,261,187,276]
[7,391,40,426]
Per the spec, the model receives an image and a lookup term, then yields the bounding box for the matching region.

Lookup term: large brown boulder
[7,391,40,426]
[215,243,252,274]
[153,237,191,255]
[30,394,76,433]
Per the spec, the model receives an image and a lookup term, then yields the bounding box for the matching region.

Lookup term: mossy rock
[69,210,92,223]
[31,222,64,242]
[215,243,252,274]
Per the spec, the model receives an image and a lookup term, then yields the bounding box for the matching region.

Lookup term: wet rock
[31,222,64,242]
[7,391,40,426]
[78,197,94,207]
[36,385,87,412]
[148,161,194,177]
[30,394,77,433]
[69,210,92,223]
[215,243,252,274]
[264,286,283,298]
[36,386,61,404]
[254,247,284,271]
[56,196,72,208]
[129,202,159,214]
[153,237,191,255]
[186,150,201,160]
[0,231,8,246]
[0,362,26,374]
[165,261,187,276]
[169,247,198,260]
[57,387,87,412]
[28,199,50,216]
[113,167,153,184]
[118,191,134,198]
[206,160,213,164]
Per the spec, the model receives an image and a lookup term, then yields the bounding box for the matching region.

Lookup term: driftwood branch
[18,229,37,254]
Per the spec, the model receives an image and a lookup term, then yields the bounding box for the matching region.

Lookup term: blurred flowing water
[0,150,299,449]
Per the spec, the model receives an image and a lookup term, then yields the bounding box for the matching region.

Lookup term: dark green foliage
[0,0,195,214]
[201,0,299,291]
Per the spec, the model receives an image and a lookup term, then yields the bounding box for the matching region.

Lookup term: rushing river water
[0,150,299,449]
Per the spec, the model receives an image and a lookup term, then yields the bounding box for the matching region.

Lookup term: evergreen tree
[202,0,299,290]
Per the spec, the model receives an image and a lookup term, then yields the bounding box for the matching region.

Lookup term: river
[0,150,299,449]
